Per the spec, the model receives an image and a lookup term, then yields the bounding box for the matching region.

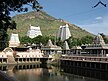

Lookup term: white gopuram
[58,24,71,41]
[63,41,70,50]
[9,33,20,47]
[27,25,42,38]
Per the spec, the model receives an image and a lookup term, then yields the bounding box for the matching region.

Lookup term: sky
[11,0,108,35]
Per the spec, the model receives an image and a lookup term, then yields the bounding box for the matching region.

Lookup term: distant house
[27,25,42,38]
[9,33,20,47]
[57,24,71,41]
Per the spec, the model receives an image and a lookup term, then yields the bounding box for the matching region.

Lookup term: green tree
[56,40,64,48]
[81,35,93,45]
[40,36,50,45]
[66,36,94,48]
[0,0,42,49]
[20,36,32,44]
[33,36,55,46]
[32,35,42,44]
[66,37,81,48]
[20,35,55,46]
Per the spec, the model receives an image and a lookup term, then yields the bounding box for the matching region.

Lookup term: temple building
[81,34,108,56]
[41,39,62,55]
[27,25,42,38]
[71,46,82,55]
[62,41,70,54]
[57,24,71,41]
[9,33,20,47]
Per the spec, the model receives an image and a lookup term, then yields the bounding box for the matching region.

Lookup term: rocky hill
[8,11,94,38]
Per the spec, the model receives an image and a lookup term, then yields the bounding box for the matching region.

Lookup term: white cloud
[78,14,108,35]
[95,16,102,20]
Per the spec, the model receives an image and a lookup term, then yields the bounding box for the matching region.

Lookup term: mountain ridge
[8,10,94,38]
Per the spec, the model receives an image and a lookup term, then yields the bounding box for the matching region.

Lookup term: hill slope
[8,11,94,38]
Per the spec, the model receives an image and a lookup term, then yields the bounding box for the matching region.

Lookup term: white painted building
[58,24,71,41]
[27,25,42,38]
[16,48,44,58]
[9,33,20,47]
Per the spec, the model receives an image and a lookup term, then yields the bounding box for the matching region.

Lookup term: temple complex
[74,34,108,56]
[27,25,42,38]
[62,41,70,54]
[9,33,20,47]
[41,39,62,55]
[57,24,71,41]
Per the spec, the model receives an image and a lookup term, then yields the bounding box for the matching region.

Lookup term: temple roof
[93,34,105,45]
[63,41,70,50]
[41,39,62,50]
[46,39,54,47]
[57,24,71,41]
[27,25,42,38]
[9,33,20,47]
[9,33,20,42]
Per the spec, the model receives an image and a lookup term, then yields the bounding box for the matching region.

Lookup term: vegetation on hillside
[7,11,97,48]
[8,11,94,39]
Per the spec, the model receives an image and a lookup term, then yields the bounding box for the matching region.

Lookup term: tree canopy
[0,0,42,49]
[0,0,42,30]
